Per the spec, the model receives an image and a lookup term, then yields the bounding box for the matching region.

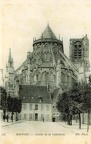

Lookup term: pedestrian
[6,115,9,122]
[3,114,5,122]
[43,118,44,122]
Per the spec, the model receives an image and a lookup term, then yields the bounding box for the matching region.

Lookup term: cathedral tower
[32,24,63,90]
[69,35,90,83]
[5,48,15,96]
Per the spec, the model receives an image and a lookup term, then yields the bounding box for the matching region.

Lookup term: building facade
[19,85,52,122]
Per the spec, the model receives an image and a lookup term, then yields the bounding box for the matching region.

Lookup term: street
[1,120,91,136]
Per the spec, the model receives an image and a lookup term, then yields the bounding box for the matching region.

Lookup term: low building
[19,85,53,121]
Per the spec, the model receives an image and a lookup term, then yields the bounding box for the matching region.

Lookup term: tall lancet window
[73,42,82,60]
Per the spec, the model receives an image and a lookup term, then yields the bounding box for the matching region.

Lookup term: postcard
[0,0,91,144]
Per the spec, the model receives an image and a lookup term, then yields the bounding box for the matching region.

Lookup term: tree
[0,87,7,114]
[69,83,84,129]
[57,91,73,125]
[57,83,83,128]
[82,84,91,132]
[7,95,14,121]
[7,96,22,121]
[13,98,22,121]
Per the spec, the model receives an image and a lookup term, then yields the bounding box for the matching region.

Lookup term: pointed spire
[8,48,12,62]
[40,24,57,39]
[8,48,13,66]
[59,34,60,40]
[33,37,34,42]
[62,37,63,41]
[62,37,64,52]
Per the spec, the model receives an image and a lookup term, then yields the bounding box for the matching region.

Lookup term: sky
[0,0,91,72]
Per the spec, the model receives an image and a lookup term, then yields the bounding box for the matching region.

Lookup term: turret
[5,48,15,97]
[8,48,13,67]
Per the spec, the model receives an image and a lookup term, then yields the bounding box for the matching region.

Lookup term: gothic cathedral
[4,25,90,121]
[5,25,90,97]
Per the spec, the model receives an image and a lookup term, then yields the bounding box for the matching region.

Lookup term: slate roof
[19,85,52,104]
[40,25,57,39]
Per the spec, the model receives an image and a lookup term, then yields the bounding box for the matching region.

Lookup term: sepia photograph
[0,0,91,143]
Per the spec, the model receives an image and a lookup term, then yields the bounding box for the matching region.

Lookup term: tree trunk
[78,113,81,129]
[82,113,84,124]
[67,114,72,125]
[89,110,91,125]
[87,109,90,132]
[70,115,72,125]
[11,112,13,122]
[67,114,70,125]
[16,112,18,121]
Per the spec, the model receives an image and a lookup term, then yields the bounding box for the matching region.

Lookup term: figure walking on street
[6,115,9,122]
[3,115,5,122]
[43,118,44,122]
